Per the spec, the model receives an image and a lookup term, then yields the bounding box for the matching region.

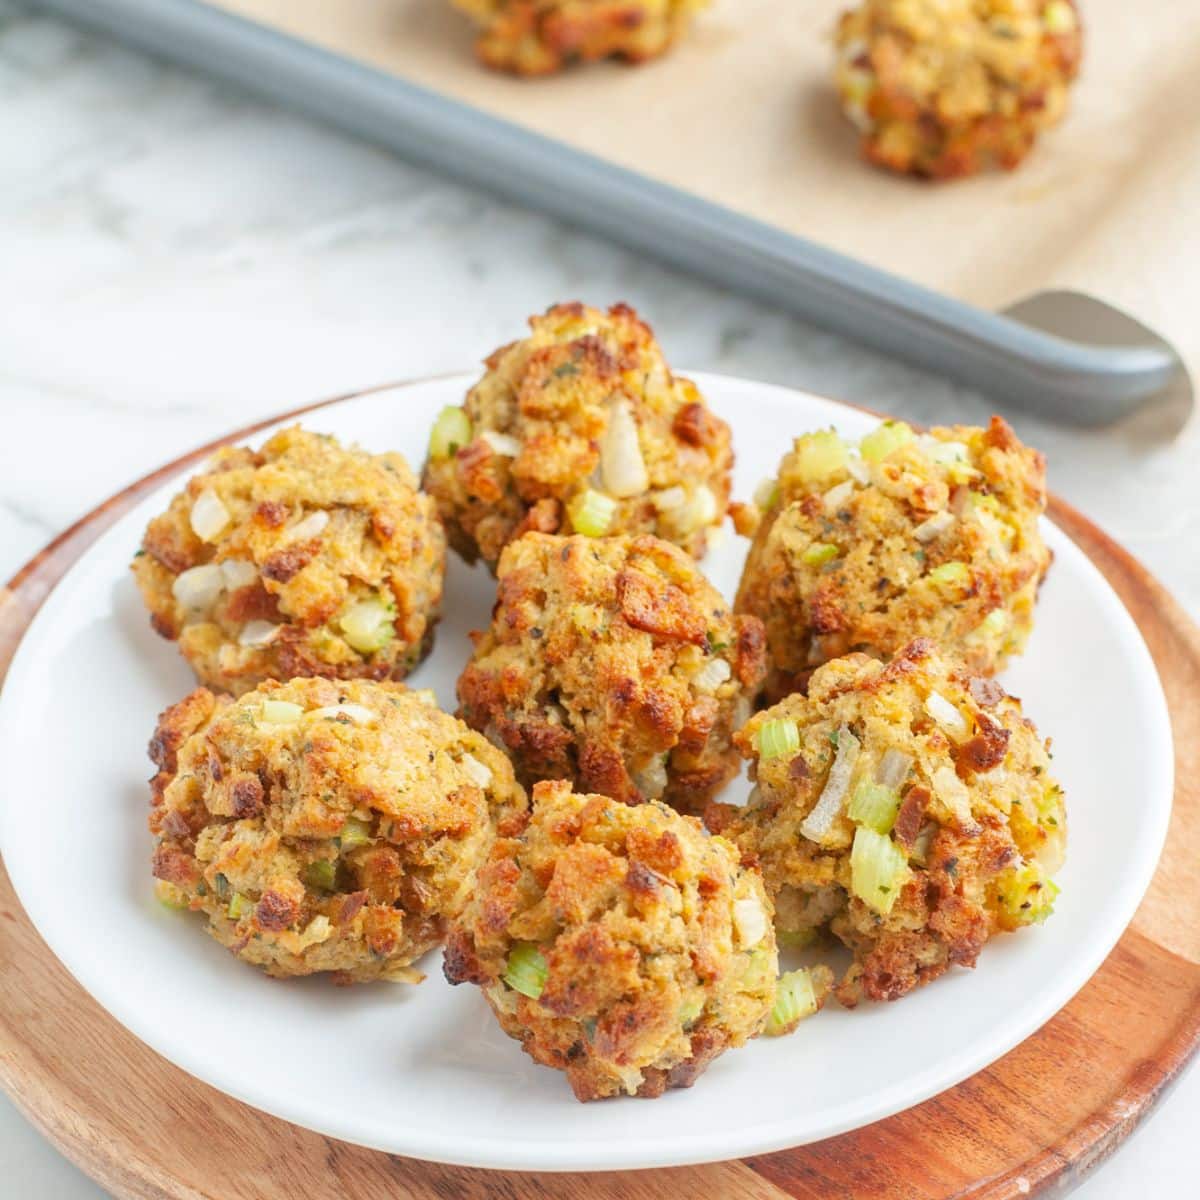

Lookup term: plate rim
[0,372,1176,1172]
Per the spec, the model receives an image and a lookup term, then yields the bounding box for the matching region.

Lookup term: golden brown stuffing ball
[421,302,732,572]
[449,0,709,75]
[133,426,446,696]
[444,779,778,1100]
[834,0,1083,178]
[149,678,526,982]
[735,415,1050,702]
[708,638,1066,1006]
[458,532,766,811]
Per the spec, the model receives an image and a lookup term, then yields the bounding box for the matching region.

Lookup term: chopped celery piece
[757,718,800,762]
[850,827,910,915]
[765,969,819,1037]
[227,892,253,920]
[993,865,1060,928]
[790,431,847,483]
[679,994,705,1026]
[927,560,971,589]
[567,489,618,537]
[847,781,900,834]
[338,818,372,851]
[503,942,548,999]
[428,406,472,459]
[339,595,396,655]
[802,542,840,567]
[859,421,914,463]
[1044,0,1076,33]
[259,699,303,725]
[303,859,337,892]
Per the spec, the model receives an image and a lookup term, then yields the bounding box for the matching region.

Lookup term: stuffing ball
[449,0,709,75]
[834,0,1083,178]
[709,639,1066,1005]
[735,415,1050,701]
[458,532,766,811]
[444,779,778,1100]
[133,426,446,696]
[422,302,732,572]
[149,678,526,982]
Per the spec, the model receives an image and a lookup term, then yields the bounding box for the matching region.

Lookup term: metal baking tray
[34,0,1184,422]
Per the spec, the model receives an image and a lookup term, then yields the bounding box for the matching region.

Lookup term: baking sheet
[203,0,1200,388]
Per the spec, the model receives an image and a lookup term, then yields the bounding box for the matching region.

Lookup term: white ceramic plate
[0,375,1173,1172]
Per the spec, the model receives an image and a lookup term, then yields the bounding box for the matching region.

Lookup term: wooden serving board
[1,387,1199,1200]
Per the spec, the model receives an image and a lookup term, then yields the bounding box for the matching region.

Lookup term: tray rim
[0,378,1198,1199]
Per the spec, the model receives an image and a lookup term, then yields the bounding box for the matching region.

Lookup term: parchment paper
[207,0,1200,385]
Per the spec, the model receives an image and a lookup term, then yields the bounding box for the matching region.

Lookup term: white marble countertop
[1,2,1196,1196]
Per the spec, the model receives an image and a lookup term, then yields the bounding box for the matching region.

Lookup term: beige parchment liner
[208,0,1200,382]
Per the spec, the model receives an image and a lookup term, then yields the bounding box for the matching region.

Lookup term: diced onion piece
[757,718,800,762]
[693,657,731,694]
[632,756,668,800]
[428,406,472,459]
[227,892,253,920]
[339,597,396,654]
[847,781,900,834]
[239,619,281,648]
[732,897,769,948]
[914,511,955,543]
[480,430,521,457]
[765,969,819,1037]
[791,431,848,483]
[682,484,719,532]
[300,914,333,945]
[875,748,913,790]
[600,398,649,498]
[850,827,910,914]
[567,489,618,537]
[189,488,231,542]
[503,943,548,999]
[288,510,329,541]
[925,690,969,740]
[339,818,372,851]
[219,558,258,590]
[303,859,337,892]
[927,560,971,590]
[309,703,377,726]
[1044,0,1076,34]
[802,542,839,567]
[753,478,780,510]
[259,698,302,724]
[460,753,493,788]
[859,421,914,463]
[845,455,870,484]
[172,563,224,612]
[799,726,861,844]
[932,765,974,827]
[651,486,686,512]
[823,480,855,514]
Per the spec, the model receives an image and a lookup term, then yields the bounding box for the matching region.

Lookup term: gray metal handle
[36,0,1181,423]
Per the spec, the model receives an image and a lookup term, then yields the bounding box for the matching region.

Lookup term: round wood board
[1,386,1198,1200]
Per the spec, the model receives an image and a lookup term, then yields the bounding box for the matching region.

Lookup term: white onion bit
[693,657,732,694]
[845,456,870,484]
[189,488,231,542]
[932,765,974,828]
[600,398,649,498]
[925,690,969,740]
[288,510,329,542]
[632,756,668,800]
[480,430,521,457]
[172,564,224,611]
[651,486,686,512]
[799,726,861,844]
[914,511,955,543]
[823,480,855,514]
[732,898,768,948]
[309,703,376,726]
[684,484,719,532]
[460,753,493,789]
[875,748,914,789]
[219,558,258,590]
[238,620,281,648]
